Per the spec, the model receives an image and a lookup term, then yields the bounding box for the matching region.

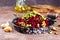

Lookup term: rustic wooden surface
[0,6,60,40]
[0,0,60,40]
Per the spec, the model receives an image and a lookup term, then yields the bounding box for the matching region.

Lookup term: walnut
[54,31,58,35]
[52,27,58,31]
[4,27,13,32]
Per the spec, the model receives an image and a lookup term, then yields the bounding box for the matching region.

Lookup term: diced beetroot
[31,22,36,28]
[14,22,20,26]
[27,14,42,28]
[45,19,50,26]
[13,14,48,28]
[28,16,34,20]
[18,18,27,24]
[13,18,27,26]
[35,14,40,18]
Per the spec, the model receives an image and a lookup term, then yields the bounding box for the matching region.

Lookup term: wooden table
[0,6,60,40]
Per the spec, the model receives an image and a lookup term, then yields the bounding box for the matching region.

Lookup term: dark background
[0,0,60,6]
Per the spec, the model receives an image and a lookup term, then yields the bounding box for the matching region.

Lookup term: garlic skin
[4,27,13,32]
[1,22,9,29]
[1,24,7,29]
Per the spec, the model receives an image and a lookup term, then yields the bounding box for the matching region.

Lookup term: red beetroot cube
[45,19,50,26]
[35,14,40,18]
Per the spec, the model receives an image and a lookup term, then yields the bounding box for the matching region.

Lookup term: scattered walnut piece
[4,27,13,32]
[52,27,58,31]
[54,31,58,35]
[58,24,60,27]
[48,30,53,34]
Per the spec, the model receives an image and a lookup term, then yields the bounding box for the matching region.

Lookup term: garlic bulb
[1,22,9,29]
